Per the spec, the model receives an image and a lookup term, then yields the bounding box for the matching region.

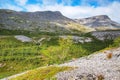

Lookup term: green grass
[0,28,82,37]
[0,32,113,79]
[10,66,73,80]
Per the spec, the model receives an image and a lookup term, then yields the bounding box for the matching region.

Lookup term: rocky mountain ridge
[75,15,120,30]
[1,9,120,33]
[0,9,93,33]
[0,9,68,32]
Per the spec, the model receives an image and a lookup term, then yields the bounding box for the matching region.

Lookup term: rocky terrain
[14,35,32,42]
[59,35,92,43]
[57,47,120,80]
[91,30,120,40]
[75,15,120,30]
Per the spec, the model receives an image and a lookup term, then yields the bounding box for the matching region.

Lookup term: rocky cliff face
[75,15,120,30]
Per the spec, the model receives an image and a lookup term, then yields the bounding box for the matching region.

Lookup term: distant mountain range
[0,9,120,33]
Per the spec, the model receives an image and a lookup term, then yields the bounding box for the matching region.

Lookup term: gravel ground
[57,48,120,80]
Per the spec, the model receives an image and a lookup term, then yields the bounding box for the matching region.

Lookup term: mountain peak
[89,15,111,20]
[75,15,120,28]
[79,15,111,21]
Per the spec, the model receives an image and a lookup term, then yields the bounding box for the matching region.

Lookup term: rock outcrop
[14,35,32,42]
[59,35,92,43]
[91,30,120,40]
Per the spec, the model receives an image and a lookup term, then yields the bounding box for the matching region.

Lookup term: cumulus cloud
[25,1,120,23]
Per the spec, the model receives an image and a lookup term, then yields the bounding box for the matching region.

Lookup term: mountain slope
[75,15,120,30]
[57,47,120,80]
[5,47,120,80]
[0,9,93,33]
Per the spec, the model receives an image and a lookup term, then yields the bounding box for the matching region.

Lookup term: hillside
[0,9,93,33]
[57,47,120,80]
[3,47,120,80]
[75,15,120,30]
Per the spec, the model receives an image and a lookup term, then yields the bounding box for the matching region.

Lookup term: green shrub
[113,37,120,47]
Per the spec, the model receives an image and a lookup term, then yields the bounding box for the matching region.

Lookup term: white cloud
[15,0,28,5]
[0,4,23,11]
[25,4,42,11]
[24,1,120,23]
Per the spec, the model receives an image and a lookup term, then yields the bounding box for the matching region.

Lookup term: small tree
[58,36,73,60]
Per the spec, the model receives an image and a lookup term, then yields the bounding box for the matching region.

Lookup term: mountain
[0,9,93,33]
[75,15,120,30]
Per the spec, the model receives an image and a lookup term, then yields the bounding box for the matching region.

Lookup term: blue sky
[0,0,120,22]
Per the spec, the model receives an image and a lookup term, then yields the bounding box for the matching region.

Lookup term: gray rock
[59,36,92,43]
[14,35,32,42]
[91,31,120,40]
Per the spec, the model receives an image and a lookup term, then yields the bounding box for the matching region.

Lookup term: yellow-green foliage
[10,66,72,80]
[41,37,73,64]
[66,22,95,32]
[113,37,120,47]
[95,26,118,31]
